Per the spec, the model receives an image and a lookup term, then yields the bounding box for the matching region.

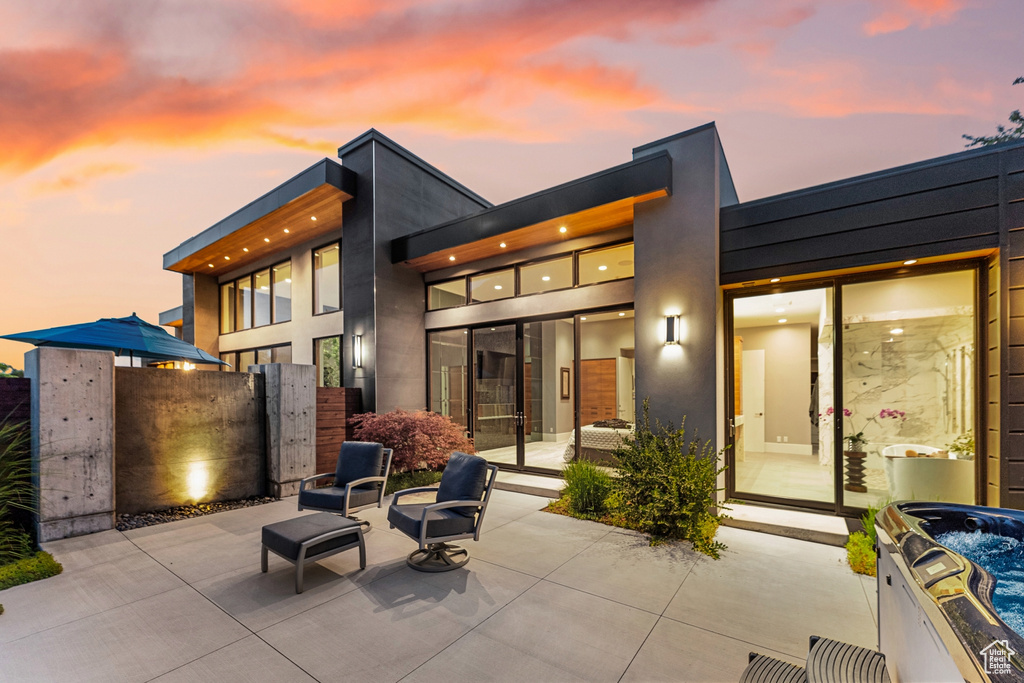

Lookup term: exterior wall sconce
[353,334,363,368]
[665,315,680,345]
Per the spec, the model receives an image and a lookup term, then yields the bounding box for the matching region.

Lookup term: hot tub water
[936,530,1024,639]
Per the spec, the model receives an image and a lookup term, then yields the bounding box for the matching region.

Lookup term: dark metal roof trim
[162,158,356,269]
[337,128,491,209]
[391,150,672,264]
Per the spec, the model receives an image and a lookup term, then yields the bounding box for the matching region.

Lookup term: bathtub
[876,502,1024,682]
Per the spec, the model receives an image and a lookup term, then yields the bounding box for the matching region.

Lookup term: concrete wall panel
[27,348,115,541]
[114,367,265,515]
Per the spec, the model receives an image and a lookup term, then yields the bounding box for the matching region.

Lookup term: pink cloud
[864,0,965,35]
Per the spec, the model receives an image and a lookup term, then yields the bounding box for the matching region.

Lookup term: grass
[0,551,63,593]
[385,470,444,496]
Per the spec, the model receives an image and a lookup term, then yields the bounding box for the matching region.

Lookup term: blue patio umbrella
[1,314,228,366]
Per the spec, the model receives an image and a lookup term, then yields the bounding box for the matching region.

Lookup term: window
[273,263,291,323]
[235,277,252,330]
[428,279,467,310]
[219,260,291,333]
[254,269,271,327]
[470,269,514,303]
[520,256,572,295]
[314,243,341,314]
[314,336,342,387]
[578,243,634,286]
[220,344,291,371]
[220,282,235,334]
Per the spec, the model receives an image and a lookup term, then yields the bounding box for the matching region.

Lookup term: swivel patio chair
[298,441,393,529]
[387,451,498,572]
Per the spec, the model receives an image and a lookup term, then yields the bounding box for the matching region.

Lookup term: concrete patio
[0,490,877,682]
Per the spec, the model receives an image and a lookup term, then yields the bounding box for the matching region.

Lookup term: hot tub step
[806,636,890,683]
[740,653,808,683]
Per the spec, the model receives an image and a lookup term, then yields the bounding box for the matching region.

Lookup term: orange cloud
[864,0,964,35]
[31,161,137,195]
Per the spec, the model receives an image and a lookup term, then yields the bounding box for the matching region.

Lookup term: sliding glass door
[727,265,979,513]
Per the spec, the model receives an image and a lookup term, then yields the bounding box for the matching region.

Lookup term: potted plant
[841,408,906,492]
[946,432,974,460]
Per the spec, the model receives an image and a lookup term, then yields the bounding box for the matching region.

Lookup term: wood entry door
[580,358,617,425]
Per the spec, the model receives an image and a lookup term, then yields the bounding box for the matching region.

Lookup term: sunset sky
[1,0,1021,367]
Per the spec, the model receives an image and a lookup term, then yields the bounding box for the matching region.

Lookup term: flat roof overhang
[158,306,183,328]
[163,159,357,276]
[391,150,672,272]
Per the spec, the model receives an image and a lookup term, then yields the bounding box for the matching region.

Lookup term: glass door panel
[731,287,835,505]
[472,326,517,465]
[523,319,576,470]
[840,270,976,509]
[428,330,468,427]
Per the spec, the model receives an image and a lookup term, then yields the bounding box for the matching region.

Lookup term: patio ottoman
[261,513,366,593]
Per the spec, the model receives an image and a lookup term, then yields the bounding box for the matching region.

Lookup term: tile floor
[0,491,877,682]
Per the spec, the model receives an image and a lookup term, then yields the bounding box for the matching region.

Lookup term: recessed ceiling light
[770,278,781,283]
[285,278,291,283]
[311,216,317,221]
[449,255,456,261]
[264,238,270,243]
[499,242,507,248]
[775,307,785,313]
[863,351,869,355]
[890,328,904,335]
[559,226,567,233]
[243,248,249,252]
[490,328,495,331]
[541,276,550,281]
[208,264,214,268]
[581,317,587,321]
[618,312,625,317]
[598,265,607,271]
[283,228,290,233]
[778,318,787,323]
[494,285,502,290]
[903,259,917,266]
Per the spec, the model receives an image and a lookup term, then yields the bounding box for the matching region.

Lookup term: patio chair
[298,441,393,528]
[387,451,498,572]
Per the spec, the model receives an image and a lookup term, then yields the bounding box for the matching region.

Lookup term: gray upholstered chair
[387,451,498,572]
[298,441,393,528]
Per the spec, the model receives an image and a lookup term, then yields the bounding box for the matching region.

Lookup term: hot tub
[877,502,1024,682]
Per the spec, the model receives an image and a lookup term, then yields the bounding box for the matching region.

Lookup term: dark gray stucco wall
[632,124,729,448]
[340,136,489,412]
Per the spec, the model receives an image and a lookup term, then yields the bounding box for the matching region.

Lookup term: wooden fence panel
[316,387,363,474]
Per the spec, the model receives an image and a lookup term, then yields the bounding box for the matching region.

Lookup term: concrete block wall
[256,363,316,496]
[25,348,115,542]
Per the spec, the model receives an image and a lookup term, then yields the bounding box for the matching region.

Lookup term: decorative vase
[844,450,868,493]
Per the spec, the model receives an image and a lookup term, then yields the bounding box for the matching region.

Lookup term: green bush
[0,421,34,565]
[613,400,727,558]
[562,460,613,517]
[846,532,876,576]
[385,469,445,495]
[0,551,62,592]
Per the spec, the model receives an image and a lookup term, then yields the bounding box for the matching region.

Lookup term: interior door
[742,349,766,452]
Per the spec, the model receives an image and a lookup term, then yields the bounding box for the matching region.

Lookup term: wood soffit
[166,184,347,276]
[402,190,667,273]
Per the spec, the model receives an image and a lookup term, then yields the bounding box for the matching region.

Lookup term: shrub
[385,469,444,495]
[846,532,876,576]
[0,421,33,565]
[613,400,727,558]
[562,460,613,517]
[0,551,63,592]
[351,409,475,473]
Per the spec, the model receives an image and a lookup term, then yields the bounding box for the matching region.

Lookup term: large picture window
[314,243,341,314]
[314,336,342,387]
[219,260,291,333]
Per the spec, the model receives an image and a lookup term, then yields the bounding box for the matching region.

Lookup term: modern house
[161,123,1024,517]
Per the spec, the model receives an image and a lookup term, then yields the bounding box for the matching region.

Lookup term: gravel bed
[115,496,278,531]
